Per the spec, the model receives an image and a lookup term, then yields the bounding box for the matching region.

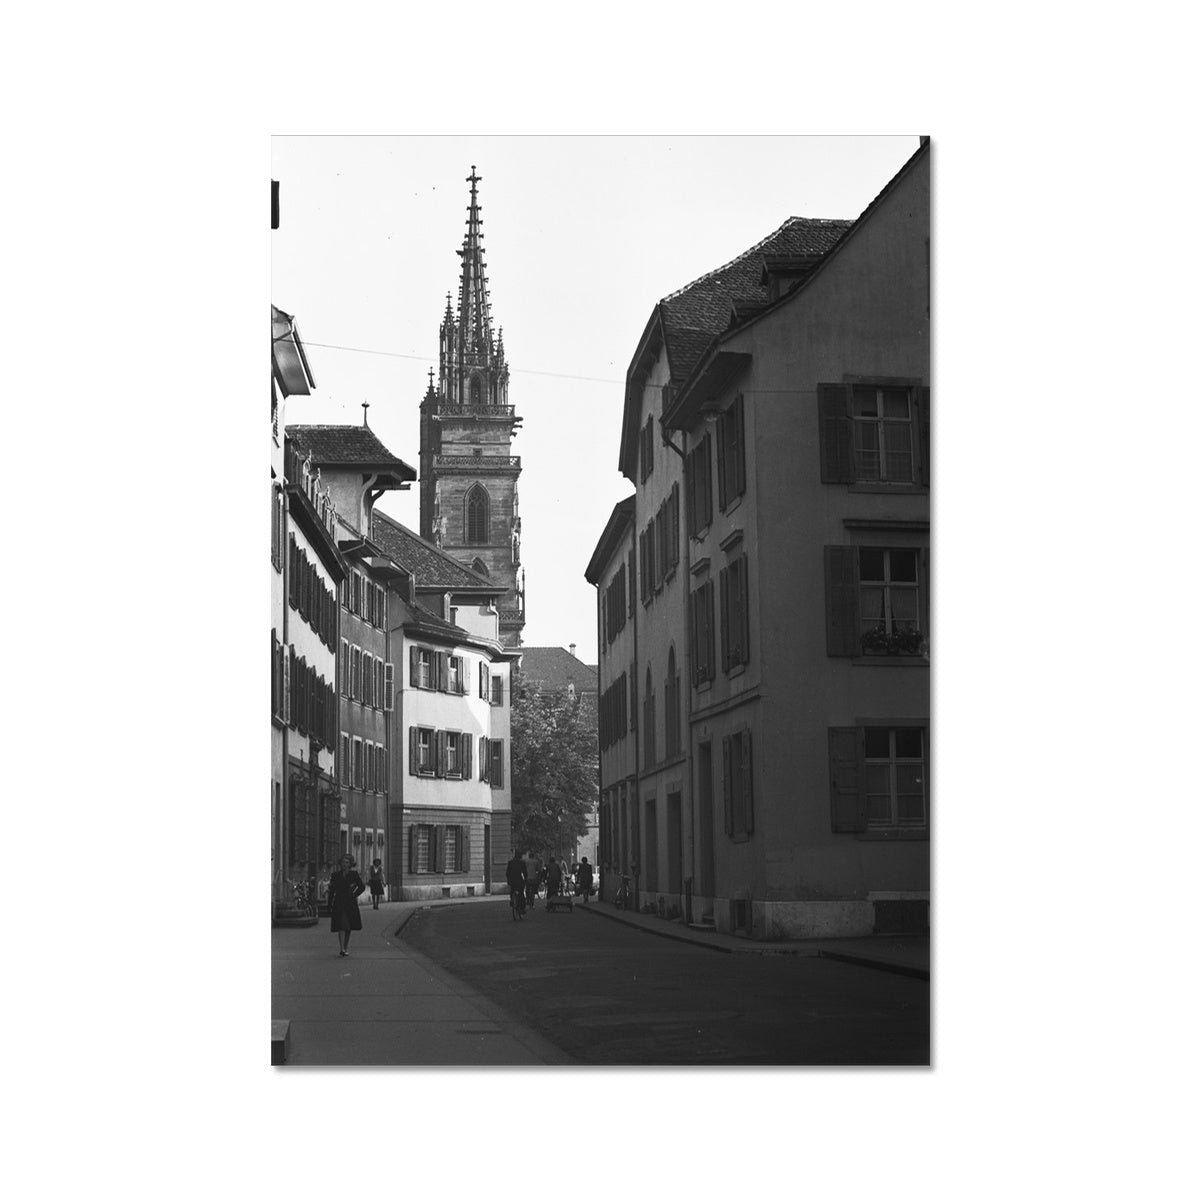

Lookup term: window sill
[693,678,713,695]
[726,661,747,679]
[852,656,929,668]
[856,828,929,842]
[847,482,925,495]
[721,494,744,517]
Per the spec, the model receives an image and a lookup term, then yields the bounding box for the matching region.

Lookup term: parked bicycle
[613,875,632,911]
[293,879,317,918]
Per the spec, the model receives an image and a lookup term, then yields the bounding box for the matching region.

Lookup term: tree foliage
[509,671,598,861]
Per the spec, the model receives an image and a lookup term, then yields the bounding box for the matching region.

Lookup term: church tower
[419,167,526,647]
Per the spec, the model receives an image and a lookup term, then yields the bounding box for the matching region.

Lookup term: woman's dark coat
[328,868,366,932]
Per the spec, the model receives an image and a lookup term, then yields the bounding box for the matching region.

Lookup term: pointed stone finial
[362,401,370,427]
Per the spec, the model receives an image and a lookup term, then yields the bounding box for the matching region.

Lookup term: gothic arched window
[465,484,490,545]
[470,373,483,405]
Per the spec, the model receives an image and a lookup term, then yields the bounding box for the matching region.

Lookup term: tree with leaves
[509,670,598,863]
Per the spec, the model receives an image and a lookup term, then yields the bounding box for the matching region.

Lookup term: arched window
[465,484,490,545]
[470,373,482,405]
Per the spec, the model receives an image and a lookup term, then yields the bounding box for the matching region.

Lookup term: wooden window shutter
[463,733,473,780]
[409,645,419,687]
[818,384,854,483]
[824,546,860,657]
[716,416,727,510]
[740,555,751,666]
[432,825,443,873]
[628,548,636,617]
[478,661,486,698]
[740,730,754,833]
[921,546,931,645]
[384,662,394,711]
[829,727,866,832]
[460,824,471,871]
[408,727,418,776]
[685,450,696,536]
[480,735,490,782]
[919,386,931,487]
[409,825,417,873]
[434,730,446,777]
[493,739,504,788]
[436,651,447,692]
[722,735,733,835]
[719,566,730,672]
[733,395,746,497]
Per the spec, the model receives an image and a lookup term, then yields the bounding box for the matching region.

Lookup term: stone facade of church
[419,167,526,647]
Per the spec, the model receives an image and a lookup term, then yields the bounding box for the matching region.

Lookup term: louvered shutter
[480,735,490,782]
[829,727,865,832]
[628,549,636,617]
[740,556,751,666]
[722,735,733,835]
[435,730,446,778]
[824,546,860,657]
[342,733,350,782]
[478,661,486,698]
[409,825,417,873]
[921,546,931,648]
[732,396,746,498]
[463,734,473,781]
[716,415,727,510]
[740,731,754,834]
[436,652,447,692]
[919,386,931,488]
[410,645,419,687]
[818,384,854,483]
[408,727,418,776]
[719,566,730,672]
[460,825,471,871]
[384,662,394,711]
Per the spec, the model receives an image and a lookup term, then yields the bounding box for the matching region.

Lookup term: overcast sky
[272,135,921,655]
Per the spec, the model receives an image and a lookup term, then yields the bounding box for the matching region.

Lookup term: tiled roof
[370,509,500,593]
[659,217,852,382]
[285,425,416,475]
[517,647,598,693]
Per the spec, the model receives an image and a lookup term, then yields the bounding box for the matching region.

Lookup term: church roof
[370,509,502,594]
[517,646,598,693]
[285,424,416,481]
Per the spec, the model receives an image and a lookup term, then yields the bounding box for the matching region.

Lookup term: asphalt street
[399,901,930,1065]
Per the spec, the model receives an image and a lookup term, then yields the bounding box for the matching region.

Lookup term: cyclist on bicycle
[505,849,527,916]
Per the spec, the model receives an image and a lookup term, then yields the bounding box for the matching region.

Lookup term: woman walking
[328,854,366,956]
[368,858,384,910]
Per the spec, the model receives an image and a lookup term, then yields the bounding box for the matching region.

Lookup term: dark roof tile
[285,425,415,476]
[370,510,500,593]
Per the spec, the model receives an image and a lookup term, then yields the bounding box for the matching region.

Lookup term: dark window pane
[895,728,924,758]
[860,548,885,580]
[864,727,890,758]
[852,386,877,416]
[890,550,918,582]
[881,388,910,419]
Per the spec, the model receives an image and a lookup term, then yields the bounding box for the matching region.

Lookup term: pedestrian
[368,857,384,910]
[524,849,541,910]
[328,854,366,956]
[505,848,528,916]
[578,856,594,903]
[546,855,563,898]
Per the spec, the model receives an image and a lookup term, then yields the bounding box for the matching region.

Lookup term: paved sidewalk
[271,896,573,1066]
[575,897,930,979]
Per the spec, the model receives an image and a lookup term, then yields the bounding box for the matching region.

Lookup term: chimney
[569,643,576,658]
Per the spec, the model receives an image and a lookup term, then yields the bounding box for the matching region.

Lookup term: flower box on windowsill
[860,626,926,657]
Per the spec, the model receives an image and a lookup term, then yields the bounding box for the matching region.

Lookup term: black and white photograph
[270,135,930,1067]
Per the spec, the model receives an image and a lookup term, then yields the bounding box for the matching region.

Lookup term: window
[465,484,490,545]
[722,729,754,840]
[716,395,746,509]
[410,727,435,776]
[448,655,464,695]
[479,661,490,699]
[352,736,363,789]
[340,733,350,783]
[410,824,434,873]
[351,645,362,701]
[341,639,350,698]
[627,548,636,617]
[489,739,504,788]
[605,565,627,644]
[411,646,436,689]
[829,726,928,834]
[691,579,716,686]
[409,823,469,873]
[818,382,929,486]
[824,545,928,658]
[271,484,285,572]
[470,373,482,405]
[719,554,750,672]
[362,652,374,706]
[491,675,503,706]
[686,434,713,537]
[444,731,462,778]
